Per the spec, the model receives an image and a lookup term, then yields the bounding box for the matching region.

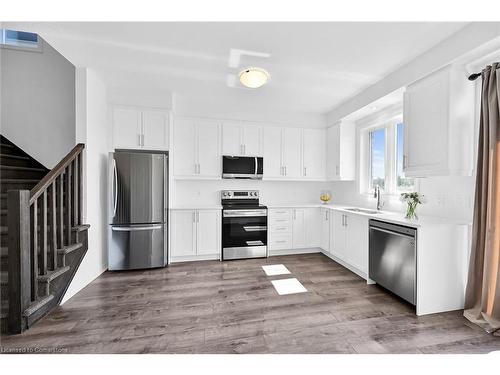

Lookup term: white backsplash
[329,175,475,222]
[172,179,332,207]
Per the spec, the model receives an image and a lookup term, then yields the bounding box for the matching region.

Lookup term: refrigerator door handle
[113,158,118,218]
[112,225,163,232]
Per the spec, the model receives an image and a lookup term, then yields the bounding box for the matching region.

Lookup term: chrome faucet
[374,185,384,211]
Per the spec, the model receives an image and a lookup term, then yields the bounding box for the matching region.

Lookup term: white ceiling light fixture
[239,67,270,89]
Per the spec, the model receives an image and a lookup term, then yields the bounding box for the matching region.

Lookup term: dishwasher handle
[369,219,416,238]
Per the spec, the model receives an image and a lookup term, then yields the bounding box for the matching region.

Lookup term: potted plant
[400,192,424,220]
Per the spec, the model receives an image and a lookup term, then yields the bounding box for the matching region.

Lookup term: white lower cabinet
[268,207,321,252]
[327,210,368,276]
[320,208,330,251]
[170,209,221,261]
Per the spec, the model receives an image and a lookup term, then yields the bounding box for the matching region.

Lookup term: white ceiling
[6,22,467,116]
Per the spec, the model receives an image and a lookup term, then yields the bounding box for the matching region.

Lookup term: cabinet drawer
[269,209,292,222]
[270,216,292,227]
[269,234,292,250]
[270,224,292,234]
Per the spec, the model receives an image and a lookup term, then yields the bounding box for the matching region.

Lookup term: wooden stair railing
[7,143,85,333]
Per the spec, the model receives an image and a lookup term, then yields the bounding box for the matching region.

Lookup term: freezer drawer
[109,224,166,270]
[369,220,417,305]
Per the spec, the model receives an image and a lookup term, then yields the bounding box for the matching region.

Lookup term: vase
[405,202,418,220]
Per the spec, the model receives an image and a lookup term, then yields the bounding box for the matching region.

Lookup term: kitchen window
[361,114,415,195]
[0,29,41,51]
[369,128,386,190]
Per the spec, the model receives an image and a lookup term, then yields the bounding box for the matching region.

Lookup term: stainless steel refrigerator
[108,150,168,270]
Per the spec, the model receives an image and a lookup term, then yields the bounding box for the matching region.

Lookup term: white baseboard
[269,247,321,256]
[170,254,220,263]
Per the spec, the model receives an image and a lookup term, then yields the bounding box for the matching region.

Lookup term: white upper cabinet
[142,110,169,150]
[281,127,303,179]
[403,65,474,177]
[172,118,197,176]
[263,126,324,180]
[302,128,326,180]
[173,117,221,178]
[197,119,221,177]
[326,121,355,181]
[222,122,262,156]
[263,126,283,178]
[112,108,142,149]
[112,107,169,150]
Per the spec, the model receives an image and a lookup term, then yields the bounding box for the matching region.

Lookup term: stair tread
[37,266,70,283]
[23,295,54,317]
[0,272,7,285]
[1,178,40,183]
[0,165,46,172]
[0,226,7,234]
[0,154,30,160]
[58,242,83,255]
[0,209,7,215]
[0,246,7,257]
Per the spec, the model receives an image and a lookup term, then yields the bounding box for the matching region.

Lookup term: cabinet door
[243,125,262,156]
[142,110,169,150]
[263,127,283,178]
[345,214,368,274]
[113,108,141,149]
[320,209,330,251]
[170,210,196,257]
[173,118,197,176]
[305,208,321,248]
[329,210,346,260]
[222,122,242,156]
[292,209,306,248]
[196,210,220,256]
[303,129,326,179]
[282,127,302,178]
[326,124,340,180]
[404,70,448,175]
[197,120,221,177]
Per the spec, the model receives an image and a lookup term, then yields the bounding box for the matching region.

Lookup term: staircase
[0,135,89,334]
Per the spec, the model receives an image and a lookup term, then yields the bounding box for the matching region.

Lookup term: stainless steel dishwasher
[369,220,417,305]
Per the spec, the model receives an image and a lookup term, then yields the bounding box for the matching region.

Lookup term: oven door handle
[243,225,267,232]
[246,240,264,246]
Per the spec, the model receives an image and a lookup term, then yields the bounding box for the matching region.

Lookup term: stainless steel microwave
[222,156,263,179]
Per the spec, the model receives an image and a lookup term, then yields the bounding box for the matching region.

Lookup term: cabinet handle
[137,134,141,146]
[344,215,348,227]
[336,165,340,176]
[293,209,296,220]
[192,212,196,223]
[276,240,287,243]
[196,211,199,223]
[341,214,345,226]
[325,211,328,220]
[243,144,246,155]
[284,166,287,176]
[304,167,307,176]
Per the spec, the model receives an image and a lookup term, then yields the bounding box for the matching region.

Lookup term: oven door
[222,156,263,179]
[222,209,267,260]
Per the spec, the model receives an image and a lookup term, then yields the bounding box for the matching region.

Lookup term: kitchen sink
[344,207,381,214]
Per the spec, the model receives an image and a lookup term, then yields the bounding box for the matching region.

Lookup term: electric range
[221,190,268,260]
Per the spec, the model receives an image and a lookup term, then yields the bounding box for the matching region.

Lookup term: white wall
[0,36,76,168]
[62,68,109,303]
[326,22,500,124]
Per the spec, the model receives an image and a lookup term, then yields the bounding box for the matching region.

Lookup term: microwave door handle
[254,157,258,177]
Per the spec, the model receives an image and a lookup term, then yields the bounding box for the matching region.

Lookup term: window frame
[358,109,417,196]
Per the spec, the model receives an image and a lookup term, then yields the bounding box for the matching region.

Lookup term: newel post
[8,190,31,334]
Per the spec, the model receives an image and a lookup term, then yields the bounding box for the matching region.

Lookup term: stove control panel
[221,190,260,200]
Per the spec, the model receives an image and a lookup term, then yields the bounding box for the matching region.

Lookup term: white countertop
[266,202,471,228]
[170,205,222,210]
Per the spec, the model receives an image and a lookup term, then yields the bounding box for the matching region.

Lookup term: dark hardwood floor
[1,253,499,354]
